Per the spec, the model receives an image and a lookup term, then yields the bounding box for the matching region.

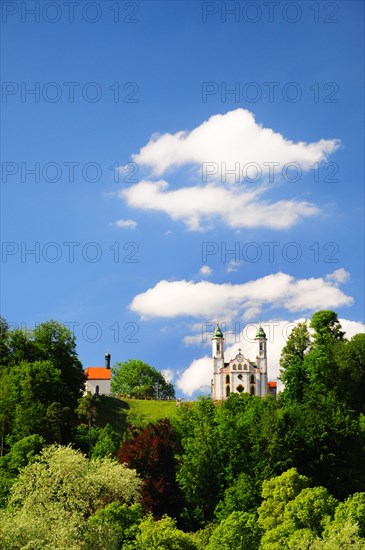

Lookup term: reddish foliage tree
[117,419,183,519]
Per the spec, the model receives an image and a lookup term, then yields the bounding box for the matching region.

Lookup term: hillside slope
[96,396,179,433]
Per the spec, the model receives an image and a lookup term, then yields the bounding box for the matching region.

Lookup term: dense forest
[0,311,364,549]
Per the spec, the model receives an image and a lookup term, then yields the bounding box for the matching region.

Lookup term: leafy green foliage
[0,312,364,547]
[0,320,86,448]
[111,359,175,399]
[214,472,261,521]
[258,468,310,532]
[85,502,144,550]
[207,511,262,549]
[135,514,198,549]
[0,434,45,506]
[0,444,141,548]
[279,321,311,402]
[175,397,222,528]
[310,310,345,344]
[91,423,120,459]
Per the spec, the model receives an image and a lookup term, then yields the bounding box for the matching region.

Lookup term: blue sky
[1,0,364,397]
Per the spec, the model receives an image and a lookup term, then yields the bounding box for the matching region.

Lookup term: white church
[211,323,277,400]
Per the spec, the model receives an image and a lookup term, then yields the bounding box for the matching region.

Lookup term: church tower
[255,324,268,397]
[212,323,224,400]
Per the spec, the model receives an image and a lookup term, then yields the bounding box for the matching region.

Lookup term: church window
[232,364,236,370]
[226,386,230,397]
[95,385,100,396]
[238,363,242,370]
[217,343,220,352]
[250,375,255,384]
[236,385,244,393]
[238,374,243,380]
[260,343,263,351]
[226,375,230,384]
[250,386,255,396]
[244,364,248,370]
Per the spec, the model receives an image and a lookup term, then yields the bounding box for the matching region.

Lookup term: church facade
[211,323,276,400]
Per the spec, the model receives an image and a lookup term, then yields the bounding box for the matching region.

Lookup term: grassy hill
[95,396,179,434]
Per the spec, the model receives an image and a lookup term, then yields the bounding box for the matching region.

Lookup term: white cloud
[133,109,339,179]
[326,268,350,284]
[129,270,353,321]
[162,368,174,383]
[176,317,365,397]
[176,356,212,396]
[227,260,240,273]
[199,265,213,277]
[118,110,340,231]
[339,318,365,339]
[121,180,319,231]
[113,219,137,229]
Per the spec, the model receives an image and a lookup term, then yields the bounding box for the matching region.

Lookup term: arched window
[250,386,255,396]
[217,343,220,352]
[95,385,100,396]
[238,363,242,370]
[250,375,255,384]
[236,385,244,393]
[259,342,263,351]
[232,364,236,370]
[226,375,230,384]
[244,364,248,370]
[226,386,230,397]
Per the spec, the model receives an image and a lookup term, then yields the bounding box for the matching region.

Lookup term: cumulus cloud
[326,268,350,284]
[129,270,353,321]
[199,266,213,277]
[121,180,319,231]
[113,219,137,229]
[176,317,365,396]
[117,110,340,231]
[132,109,339,179]
[176,356,212,396]
[162,369,174,383]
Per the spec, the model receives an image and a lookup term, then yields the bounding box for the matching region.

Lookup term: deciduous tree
[112,359,175,399]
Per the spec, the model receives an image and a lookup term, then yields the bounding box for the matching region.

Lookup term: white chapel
[211,323,276,400]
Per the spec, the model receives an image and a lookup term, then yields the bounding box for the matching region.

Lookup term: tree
[85,501,144,550]
[0,434,45,506]
[327,492,365,539]
[310,311,345,344]
[111,360,175,399]
[0,444,141,548]
[77,393,99,457]
[207,511,262,550]
[214,472,261,521]
[279,322,311,402]
[0,317,10,367]
[284,486,338,537]
[258,468,310,532]
[135,514,198,550]
[175,397,222,528]
[6,360,69,442]
[91,423,119,459]
[334,333,365,413]
[0,319,86,446]
[118,420,183,519]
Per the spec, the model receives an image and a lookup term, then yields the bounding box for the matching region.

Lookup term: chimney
[105,352,111,369]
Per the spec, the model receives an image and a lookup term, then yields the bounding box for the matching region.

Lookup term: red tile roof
[268,381,277,388]
[85,367,111,380]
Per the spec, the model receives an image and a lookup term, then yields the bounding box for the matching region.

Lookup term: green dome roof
[255,325,266,339]
[212,323,223,339]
